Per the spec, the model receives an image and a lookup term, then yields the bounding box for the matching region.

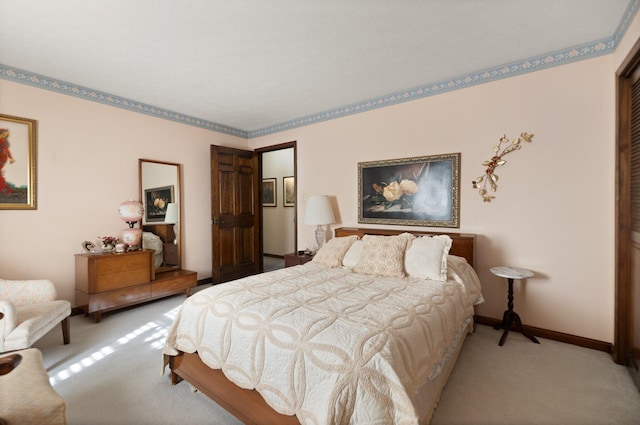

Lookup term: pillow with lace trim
[404,235,453,281]
[311,235,358,267]
[352,233,415,277]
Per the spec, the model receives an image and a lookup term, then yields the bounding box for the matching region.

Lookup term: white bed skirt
[416,316,473,424]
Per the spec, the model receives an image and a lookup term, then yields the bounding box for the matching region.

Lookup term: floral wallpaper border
[1,0,635,142]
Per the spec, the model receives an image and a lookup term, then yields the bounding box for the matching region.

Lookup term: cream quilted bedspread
[163,262,481,425]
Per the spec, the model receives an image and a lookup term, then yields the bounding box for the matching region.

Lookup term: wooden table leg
[494,278,540,346]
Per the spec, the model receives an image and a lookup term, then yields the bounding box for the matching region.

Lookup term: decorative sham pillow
[353,233,415,277]
[404,235,453,281]
[341,239,364,269]
[311,235,358,267]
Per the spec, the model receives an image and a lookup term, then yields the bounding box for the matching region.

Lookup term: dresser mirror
[138,158,182,273]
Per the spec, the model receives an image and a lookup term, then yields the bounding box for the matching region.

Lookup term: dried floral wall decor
[472,132,533,202]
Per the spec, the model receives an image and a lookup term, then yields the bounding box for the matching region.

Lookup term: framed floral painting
[144,185,174,222]
[358,153,460,228]
[0,114,37,209]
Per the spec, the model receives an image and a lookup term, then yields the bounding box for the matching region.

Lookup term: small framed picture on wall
[283,176,295,207]
[262,178,276,207]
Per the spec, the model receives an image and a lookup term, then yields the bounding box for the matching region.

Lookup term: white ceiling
[0,1,632,137]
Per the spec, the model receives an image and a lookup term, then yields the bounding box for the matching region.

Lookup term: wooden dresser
[75,249,196,322]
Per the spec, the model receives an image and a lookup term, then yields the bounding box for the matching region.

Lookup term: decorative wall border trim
[248,37,615,138]
[614,0,640,45]
[0,23,629,140]
[0,65,248,139]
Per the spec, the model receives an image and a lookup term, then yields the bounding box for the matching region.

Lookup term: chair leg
[61,317,70,344]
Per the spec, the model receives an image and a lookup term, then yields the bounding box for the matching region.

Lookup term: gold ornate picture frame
[0,114,37,210]
[358,153,460,228]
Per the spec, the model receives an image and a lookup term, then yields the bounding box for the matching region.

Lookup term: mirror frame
[138,158,182,273]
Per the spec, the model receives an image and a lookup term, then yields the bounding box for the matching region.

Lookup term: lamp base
[173,223,178,245]
[315,225,326,248]
[121,227,142,250]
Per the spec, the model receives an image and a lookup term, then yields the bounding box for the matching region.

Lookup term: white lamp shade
[304,195,335,225]
[165,203,178,223]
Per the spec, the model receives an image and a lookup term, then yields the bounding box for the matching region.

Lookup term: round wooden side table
[490,266,540,346]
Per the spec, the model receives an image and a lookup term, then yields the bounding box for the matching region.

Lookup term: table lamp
[304,195,335,248]
[119,199,144,250]
[164,202,178,245]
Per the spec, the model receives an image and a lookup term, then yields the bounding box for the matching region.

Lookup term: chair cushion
[0,348,66,425]
[3,300,70,352]
[0,279,57,306]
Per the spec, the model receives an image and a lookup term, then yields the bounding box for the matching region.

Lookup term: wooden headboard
[334,227,476,268]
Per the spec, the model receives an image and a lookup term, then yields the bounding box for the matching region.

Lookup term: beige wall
[4,13,640,343]
[0,80,247,302]
[262,148,295,256]
[250,53,617,343]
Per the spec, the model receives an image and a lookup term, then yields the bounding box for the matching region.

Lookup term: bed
[163,227,482,424]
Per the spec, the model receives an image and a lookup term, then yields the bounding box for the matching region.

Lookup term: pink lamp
[119,199,144,250]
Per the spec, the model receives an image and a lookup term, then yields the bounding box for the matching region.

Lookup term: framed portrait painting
[283,176,295,207]
[0,114,37,209]
[358,153,460,228]
[144,185,174,222]
[262,178,276,207]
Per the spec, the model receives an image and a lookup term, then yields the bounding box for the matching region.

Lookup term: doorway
[257,142,297,272]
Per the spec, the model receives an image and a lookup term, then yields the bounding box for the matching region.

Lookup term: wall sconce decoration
[473,132,534,202]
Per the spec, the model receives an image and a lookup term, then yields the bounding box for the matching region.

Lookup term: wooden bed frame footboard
[168,227,476,424]
[169,352,300,425]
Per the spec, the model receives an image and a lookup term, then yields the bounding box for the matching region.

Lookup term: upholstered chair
[0,279,71,353]
[0,348,67,424]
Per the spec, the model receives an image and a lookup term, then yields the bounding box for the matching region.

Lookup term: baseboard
[264,253,284,259]
[197,277,212,286]
[70,306,85,316]
[474,315,613,354]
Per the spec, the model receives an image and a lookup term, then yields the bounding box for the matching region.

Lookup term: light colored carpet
[35,292,241,425]
[32,291,640,425]
[263,255,284,272]
[431,326,640,425]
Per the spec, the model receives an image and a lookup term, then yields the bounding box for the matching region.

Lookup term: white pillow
[353,233,415,277]
[311,235,358,267]
[447,255,484,305]
[341,239,363,269]
[404,235,452,281]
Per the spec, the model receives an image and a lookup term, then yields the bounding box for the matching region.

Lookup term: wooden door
[626,73,640,389]
[211,145,260,284]
[616,39,640,391]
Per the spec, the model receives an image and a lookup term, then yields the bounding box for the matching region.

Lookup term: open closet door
[210,145,260,284]
[616,39,640,391]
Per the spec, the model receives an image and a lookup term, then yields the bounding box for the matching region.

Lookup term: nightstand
[490,266,540,346]
[284,253,313,267]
